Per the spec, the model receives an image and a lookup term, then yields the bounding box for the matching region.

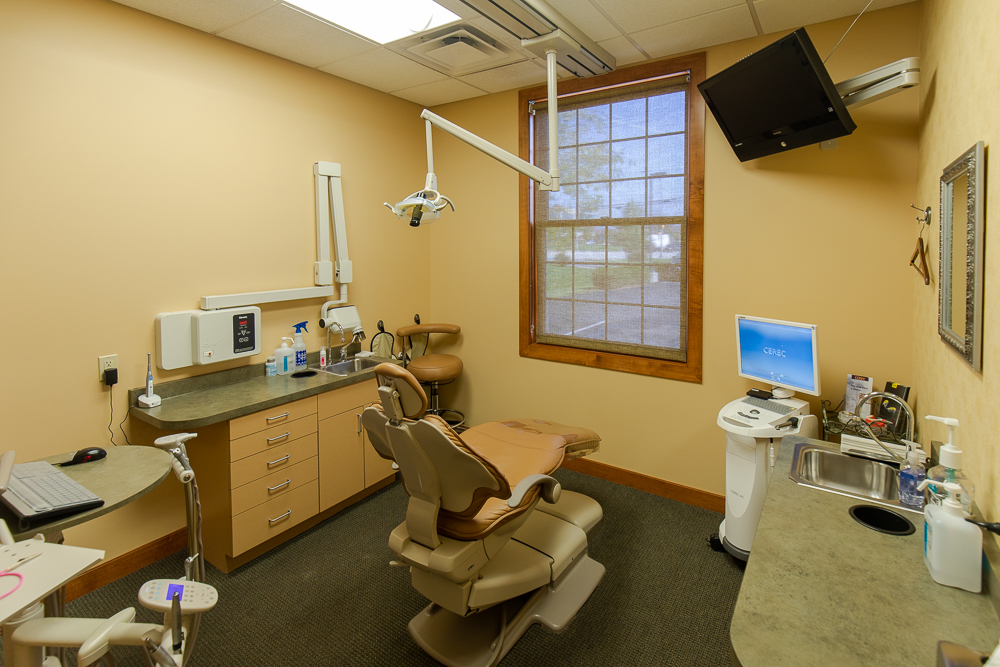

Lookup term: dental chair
[362,364,605,667]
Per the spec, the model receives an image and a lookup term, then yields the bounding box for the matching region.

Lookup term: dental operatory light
[386,28,603,226]
[285,0,459,44]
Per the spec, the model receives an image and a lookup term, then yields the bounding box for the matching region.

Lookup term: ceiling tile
[458,61,546,93]
[597,35,647,67]
[218,4,378,68]
[393,79,487,107]
[544,0,621,42]
[111,0,278,33]
[592,0,743,35]
[320,49,448,92]
[753,0,917,35]
[631,5,758,59]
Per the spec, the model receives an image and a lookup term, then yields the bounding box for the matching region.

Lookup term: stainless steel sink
[789,442,922,514]
[319,358,382,376]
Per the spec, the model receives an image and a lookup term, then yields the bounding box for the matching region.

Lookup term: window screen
[532,76,690,362]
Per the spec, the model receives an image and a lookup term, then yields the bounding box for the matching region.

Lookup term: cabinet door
[363,427,396,487]
[318,411,364,511]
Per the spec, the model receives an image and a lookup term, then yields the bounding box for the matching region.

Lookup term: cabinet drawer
[230,416,317,462]
[231,480,318,556]
[231,456,318,516]
[230,434,318,489]
[318,381,378,421]
[230,396,317,440]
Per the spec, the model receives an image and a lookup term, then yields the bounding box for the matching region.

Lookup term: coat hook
[910,204,932,226]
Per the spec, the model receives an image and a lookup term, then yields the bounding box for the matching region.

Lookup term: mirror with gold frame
[939,141,985,371]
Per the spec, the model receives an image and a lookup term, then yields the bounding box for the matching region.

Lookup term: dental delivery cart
[717,315,822,561]
[716,397,817,560]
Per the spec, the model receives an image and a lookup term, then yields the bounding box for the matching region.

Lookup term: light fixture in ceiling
[284,0,459,44]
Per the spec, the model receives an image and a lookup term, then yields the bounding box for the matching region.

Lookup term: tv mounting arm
[385,31,583,226]
[837,57,919,108]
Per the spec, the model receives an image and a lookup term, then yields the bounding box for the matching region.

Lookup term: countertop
[129,362,389,430]
[730,435,999,666]
[3,446,172,540]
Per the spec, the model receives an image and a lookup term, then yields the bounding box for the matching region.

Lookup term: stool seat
[407,353,463,383]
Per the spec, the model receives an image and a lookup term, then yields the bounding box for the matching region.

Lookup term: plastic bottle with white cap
[917,479,982,592]
[924,415,975,515]
[275,338,295,375]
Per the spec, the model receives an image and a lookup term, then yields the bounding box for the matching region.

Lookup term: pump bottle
[275,338,295,375]
[924,415,975,515]
[917,480,982,592]
[292,321,309,372]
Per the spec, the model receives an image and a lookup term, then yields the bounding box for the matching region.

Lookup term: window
[518,54,705,382]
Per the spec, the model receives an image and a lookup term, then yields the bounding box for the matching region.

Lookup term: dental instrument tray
[1,461,104,525]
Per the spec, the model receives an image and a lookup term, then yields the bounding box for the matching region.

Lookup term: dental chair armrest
[507,474,561,508]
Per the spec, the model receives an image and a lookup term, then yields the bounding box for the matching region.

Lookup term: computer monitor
[735,315,820,398]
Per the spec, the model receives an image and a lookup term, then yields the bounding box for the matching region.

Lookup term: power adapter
[104,368,118,386]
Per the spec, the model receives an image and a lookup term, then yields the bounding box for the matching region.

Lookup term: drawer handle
[266,454,290,467]
[267,432,290,444]
[268,510,291,524]
[266,412,290,423]
[268,479,291,493]
[357,413,362,434]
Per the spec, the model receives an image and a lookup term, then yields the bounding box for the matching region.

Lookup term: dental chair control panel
[139,580,218,614]
[717,395,818,561]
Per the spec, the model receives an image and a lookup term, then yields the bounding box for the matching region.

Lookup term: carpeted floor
[57,470,743,666]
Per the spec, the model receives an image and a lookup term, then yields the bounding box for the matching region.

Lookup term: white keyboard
[2,462,103,519]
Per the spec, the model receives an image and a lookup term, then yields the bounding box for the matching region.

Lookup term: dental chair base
[403,491,605,667]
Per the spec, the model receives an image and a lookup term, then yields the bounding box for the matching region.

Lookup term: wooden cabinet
[177,381,395,573]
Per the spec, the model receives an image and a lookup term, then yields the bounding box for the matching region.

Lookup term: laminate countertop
[129,361,391,431]
[730,435,999,666]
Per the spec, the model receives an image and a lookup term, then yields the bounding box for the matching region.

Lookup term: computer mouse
[62,447,107,466]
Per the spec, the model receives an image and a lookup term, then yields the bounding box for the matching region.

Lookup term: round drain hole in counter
[291,370,318,378]
[848,505,915,536]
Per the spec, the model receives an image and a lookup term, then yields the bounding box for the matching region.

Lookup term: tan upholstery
[373,363,427,419]
[407,354,463,383]
[397,323,461,337]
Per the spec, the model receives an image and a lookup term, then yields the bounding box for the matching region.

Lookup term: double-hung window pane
[533,79,690,362]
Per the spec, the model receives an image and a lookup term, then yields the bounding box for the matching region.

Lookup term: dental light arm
[387,38,570,226]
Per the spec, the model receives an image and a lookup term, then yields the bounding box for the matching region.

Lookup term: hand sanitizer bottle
[925,416,975,515]
[917,480,982,592]
[898,449,926,507]
[275,338,295,375]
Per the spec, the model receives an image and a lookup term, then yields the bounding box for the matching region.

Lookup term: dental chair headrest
[374,363,427,419]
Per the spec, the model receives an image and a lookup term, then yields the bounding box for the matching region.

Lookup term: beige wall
[426,4,921,494]
[0,0,430,558]
[915,0,1000,549]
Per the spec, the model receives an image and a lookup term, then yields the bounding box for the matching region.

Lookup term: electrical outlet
[98,354,118,382]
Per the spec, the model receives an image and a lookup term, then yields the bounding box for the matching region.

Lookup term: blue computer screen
[738,318,816,393]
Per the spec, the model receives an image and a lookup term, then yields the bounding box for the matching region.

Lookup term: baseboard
[563,458,725,513]
[65,528,188,602]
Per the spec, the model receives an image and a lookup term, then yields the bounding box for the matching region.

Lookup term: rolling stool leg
[425,382,465,429]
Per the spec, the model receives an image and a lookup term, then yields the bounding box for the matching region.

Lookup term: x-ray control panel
[156,307,262,369]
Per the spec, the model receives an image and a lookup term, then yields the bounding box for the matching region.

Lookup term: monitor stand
[771,387,794,399]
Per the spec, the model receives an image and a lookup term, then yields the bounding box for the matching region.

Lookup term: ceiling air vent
[390,24,521,76]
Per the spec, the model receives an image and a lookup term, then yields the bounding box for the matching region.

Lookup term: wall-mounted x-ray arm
[385,37,571,227]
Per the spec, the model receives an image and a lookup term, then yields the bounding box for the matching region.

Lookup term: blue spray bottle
[292,322,309,372]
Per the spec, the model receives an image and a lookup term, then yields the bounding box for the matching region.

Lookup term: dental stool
[362,364,605,667]
[397,323,465,427]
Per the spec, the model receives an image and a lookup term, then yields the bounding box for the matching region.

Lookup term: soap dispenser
[275,338,295,375]
[925,415,975,515]
[917,480,982,592]
[292,321,309,372]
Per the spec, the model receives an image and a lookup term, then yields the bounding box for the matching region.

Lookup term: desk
[1,446,173,541]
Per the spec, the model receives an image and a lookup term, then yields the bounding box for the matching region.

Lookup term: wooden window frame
[518,53,706,383]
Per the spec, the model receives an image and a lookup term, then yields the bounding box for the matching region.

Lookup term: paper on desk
[845,374,874,418]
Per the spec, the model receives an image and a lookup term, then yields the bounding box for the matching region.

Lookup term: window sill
[519,340,702,383]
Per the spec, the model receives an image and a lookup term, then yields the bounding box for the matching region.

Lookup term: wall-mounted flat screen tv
[697,28,855,162]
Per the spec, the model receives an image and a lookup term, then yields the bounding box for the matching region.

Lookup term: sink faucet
[851,392,916,463]
[326,322,345,363]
